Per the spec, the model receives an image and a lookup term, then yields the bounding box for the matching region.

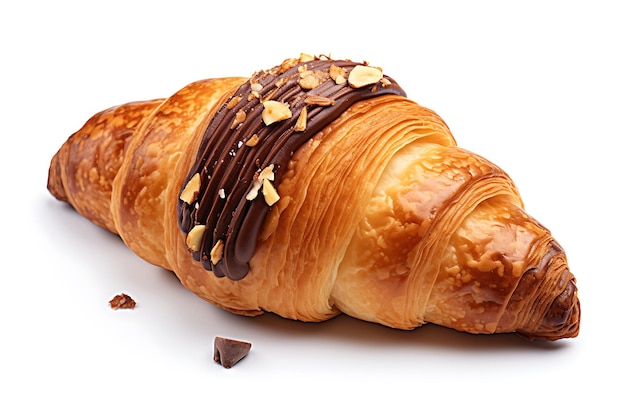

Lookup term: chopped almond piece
[348,65,383,88]
[210,240,224,264]
[186,224,206,252]
[180,173,201,204]
[262,101,292,125]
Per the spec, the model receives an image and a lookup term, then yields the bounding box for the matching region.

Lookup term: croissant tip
[519,274,581,342]
[47,151,69,203]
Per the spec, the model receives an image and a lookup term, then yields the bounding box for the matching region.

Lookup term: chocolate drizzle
[177,56,406,280]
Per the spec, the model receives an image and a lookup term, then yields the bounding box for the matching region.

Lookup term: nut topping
[299,52,314,62]
[226,95,242,109]
[278,57,299,74]
[262,100,292,125]
[248,82,262,101]
[299,69,330,90]
[348,65,383,88]
[304,95,335,106]
[245,182,262,201]
[245,183,261,201]
[335,75,347,85]
[246,165,276,201]
[248,91,260,101]
[259,164,275,181]
[298,74,320,90]
[329,64,347,85]
[262,178,280,206]
[245,133,260,147]
[186,224,206,252]
[180,173,201,204]
[295,107,307,132]
[230,109,246,129]
[178,55,406,280]
[210,240,224,264]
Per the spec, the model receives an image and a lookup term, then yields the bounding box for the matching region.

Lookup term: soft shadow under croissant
[47,54,580,341]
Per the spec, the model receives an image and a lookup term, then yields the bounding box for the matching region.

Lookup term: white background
[2,1,624,415]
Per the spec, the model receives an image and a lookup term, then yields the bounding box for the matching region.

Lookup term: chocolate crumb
[214,336,252,368]
[109,293,136,310]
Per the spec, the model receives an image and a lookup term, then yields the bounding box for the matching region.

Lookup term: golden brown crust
[48,100,162,232]
[110,77,246,269]
[47,65,580,340]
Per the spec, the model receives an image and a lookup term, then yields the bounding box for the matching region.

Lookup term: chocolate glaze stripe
[178,57,406,280]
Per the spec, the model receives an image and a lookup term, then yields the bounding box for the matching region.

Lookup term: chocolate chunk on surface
[213,336,252,368]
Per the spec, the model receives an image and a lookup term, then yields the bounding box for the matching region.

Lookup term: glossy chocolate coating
[178,57,406,280]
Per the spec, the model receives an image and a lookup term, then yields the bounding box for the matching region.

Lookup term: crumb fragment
[214,336,252,368]
[109,293,136,310]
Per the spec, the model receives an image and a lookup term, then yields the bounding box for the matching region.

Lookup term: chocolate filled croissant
[47,54,580,341]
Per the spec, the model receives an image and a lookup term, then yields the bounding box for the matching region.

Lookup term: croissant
[47,54,580,341]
